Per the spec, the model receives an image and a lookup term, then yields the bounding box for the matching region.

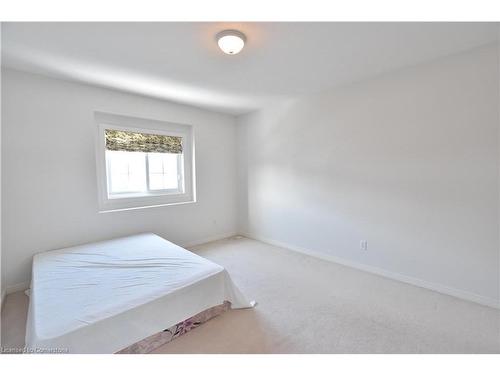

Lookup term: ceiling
[2,22,498,115]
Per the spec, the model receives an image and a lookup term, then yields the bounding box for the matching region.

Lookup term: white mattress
[25,233,254,353]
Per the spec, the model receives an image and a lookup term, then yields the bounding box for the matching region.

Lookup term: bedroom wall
[236,44,500,307]
[1,68,238,291]
[0,25,3,309]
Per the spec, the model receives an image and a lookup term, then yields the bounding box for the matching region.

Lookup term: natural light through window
[106,151,183,196]
[95,112,195,212]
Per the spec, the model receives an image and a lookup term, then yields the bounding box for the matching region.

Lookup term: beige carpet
[2,236,500,353]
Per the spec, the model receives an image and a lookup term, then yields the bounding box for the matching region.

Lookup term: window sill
[98,199,196,213]
[108,189,183,200]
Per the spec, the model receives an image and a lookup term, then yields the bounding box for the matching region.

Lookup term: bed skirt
[116,301,231,354]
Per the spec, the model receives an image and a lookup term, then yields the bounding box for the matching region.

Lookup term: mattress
[25,233,255,354]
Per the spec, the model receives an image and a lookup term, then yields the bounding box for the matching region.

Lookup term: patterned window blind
[105,129,183,154]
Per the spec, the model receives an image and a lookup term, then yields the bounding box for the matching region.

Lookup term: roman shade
[105,129,183,154]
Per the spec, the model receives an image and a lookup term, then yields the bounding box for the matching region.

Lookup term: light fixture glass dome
[216,30,246,55]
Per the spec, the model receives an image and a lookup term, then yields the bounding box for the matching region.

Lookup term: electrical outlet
[360,240,368,251]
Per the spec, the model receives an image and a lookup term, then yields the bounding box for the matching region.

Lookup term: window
[95,112,195,212]
[105,130,184,196]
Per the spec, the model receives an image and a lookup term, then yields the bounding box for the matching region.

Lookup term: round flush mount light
[216,30,246,55]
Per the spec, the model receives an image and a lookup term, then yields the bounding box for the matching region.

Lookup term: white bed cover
[25,233,254,354]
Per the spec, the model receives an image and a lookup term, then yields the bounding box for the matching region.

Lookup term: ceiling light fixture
[216,30,246,55]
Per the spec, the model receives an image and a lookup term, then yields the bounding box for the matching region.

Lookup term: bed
[25,233,255,354]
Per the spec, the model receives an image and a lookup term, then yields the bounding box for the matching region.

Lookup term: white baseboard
[2,280,30,310]
[181,232,238,248]
[5,232,497,310]
[4,281,30,295]
[242,232,500,310]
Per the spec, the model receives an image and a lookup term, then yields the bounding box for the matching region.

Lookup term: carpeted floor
[2,236,500,353]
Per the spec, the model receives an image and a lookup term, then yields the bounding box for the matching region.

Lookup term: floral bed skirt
[116,301,231,354]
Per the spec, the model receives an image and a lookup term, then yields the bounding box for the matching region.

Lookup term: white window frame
[95,112,196,212]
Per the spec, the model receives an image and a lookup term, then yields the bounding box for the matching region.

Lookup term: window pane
[106,151,147,194]
[148,153,180,191]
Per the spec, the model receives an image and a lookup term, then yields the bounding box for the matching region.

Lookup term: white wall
[0,24,3,310]
[1,68,238,291]
[2,44,499,308]
[237,44,500,306]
